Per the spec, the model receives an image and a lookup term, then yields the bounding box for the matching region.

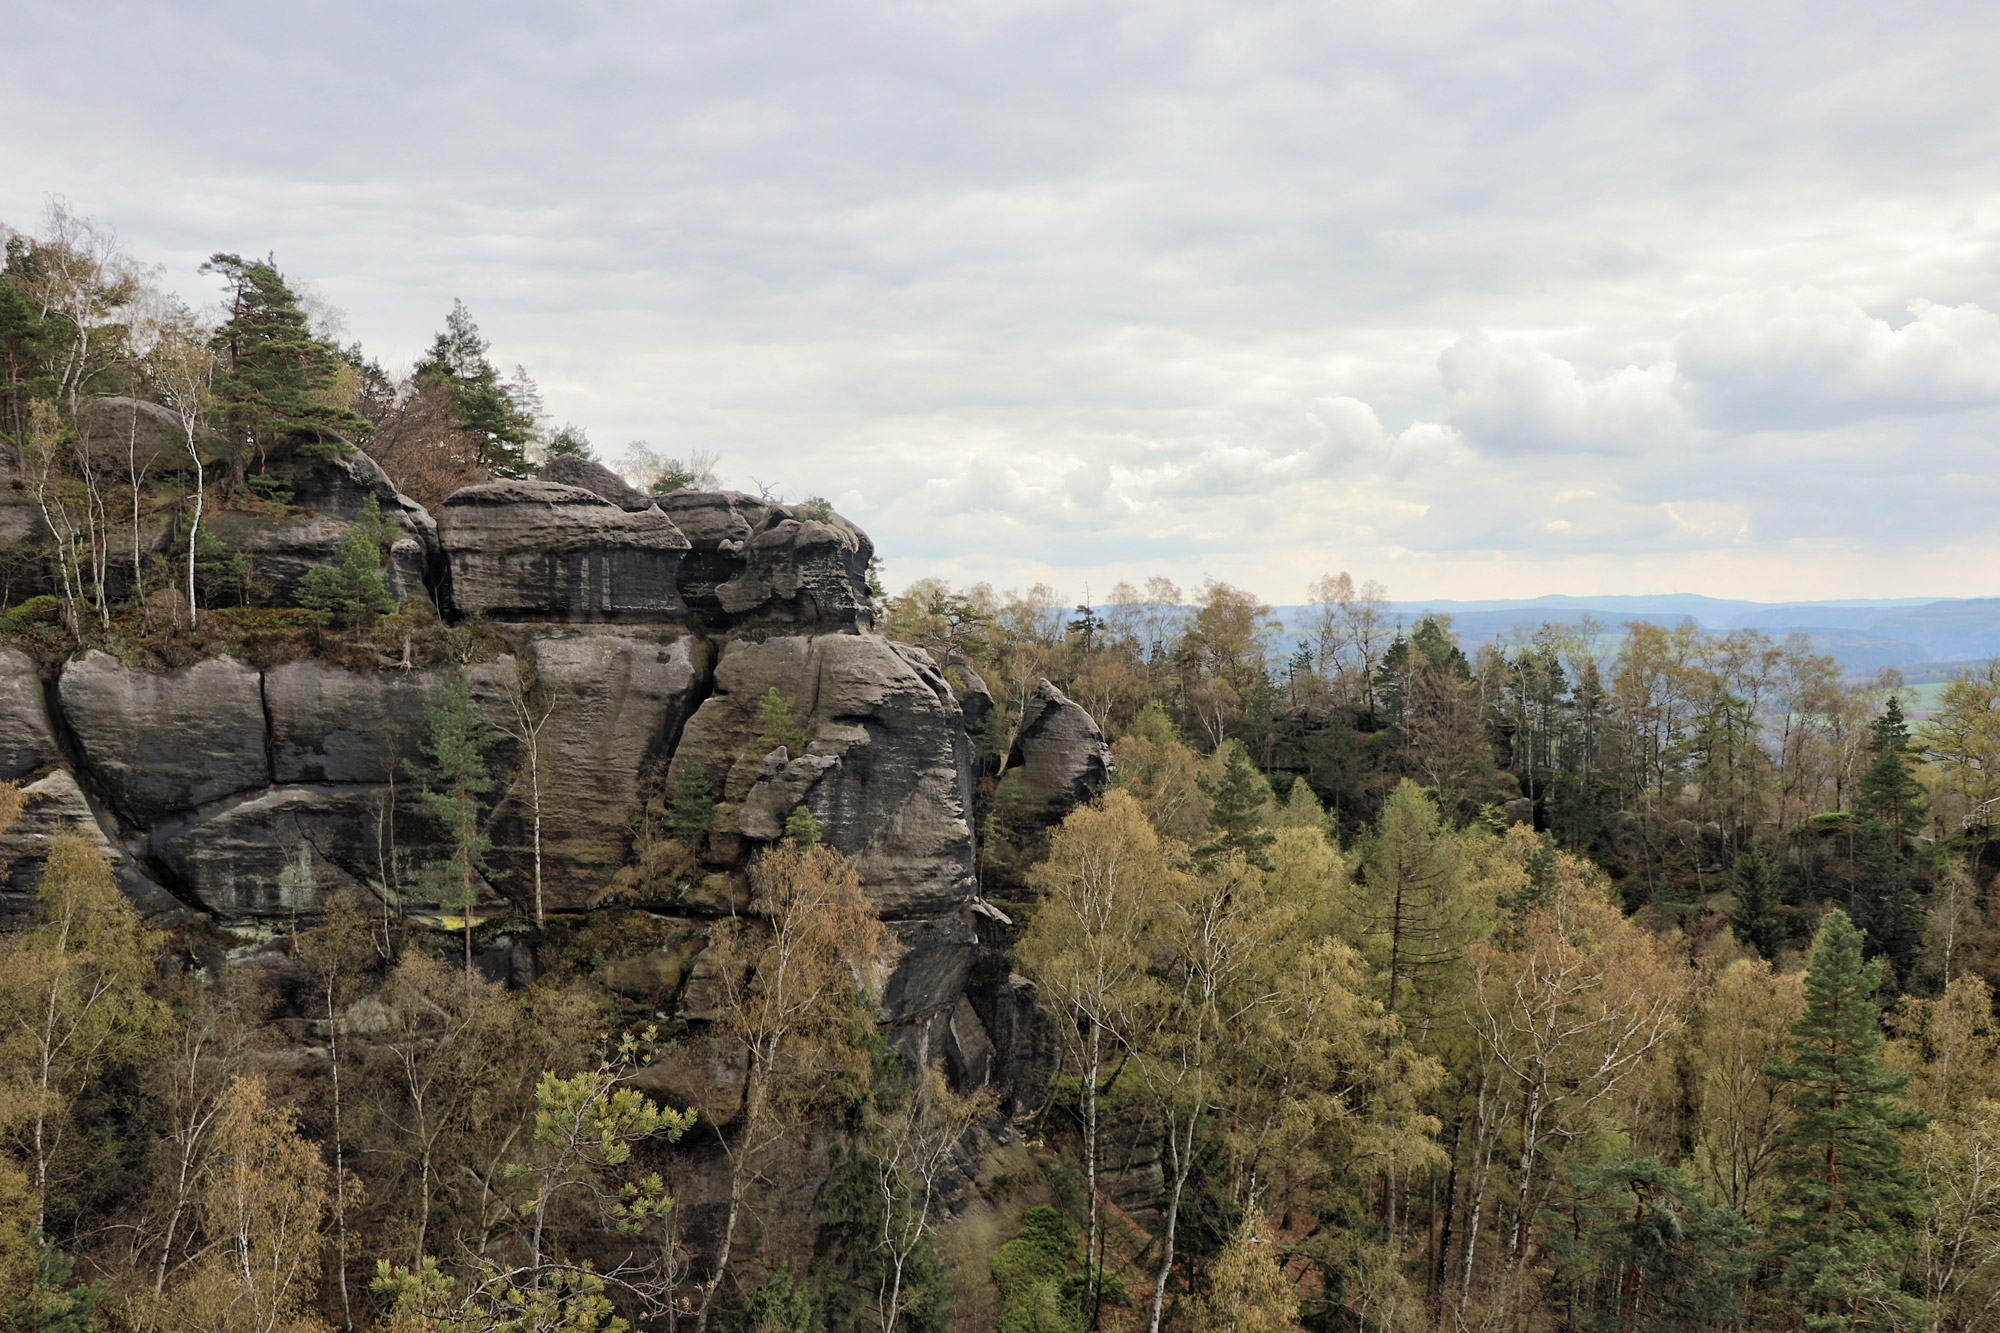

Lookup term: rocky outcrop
[438,481,691,621]
[73,396,183,475]
[0,769,184,925]
[536,456,654,511]
[654,491,873,631]
[481,632,712,909]
[0,647,58,781]
[1005,679,1114,826]
[199,446,436,606]
[669,633,976,915]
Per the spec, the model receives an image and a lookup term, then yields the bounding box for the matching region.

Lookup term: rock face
[199,445,438,607]
[1005,679,1114,826]
[536,456,654,511]
[0,647,58,781]
[73,396,183,475]
[669,634,976,915]
[654,491,874,631]
[438,481,691,621]
[59,652,269,825]
[482,632,712,910]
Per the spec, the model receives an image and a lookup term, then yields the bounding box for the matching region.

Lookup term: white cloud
[1677,289,2000,428]
[8,1,2000,599]
[1438,335,1684,455]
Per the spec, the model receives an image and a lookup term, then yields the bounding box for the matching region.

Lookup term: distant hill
[1261,594,2000,678]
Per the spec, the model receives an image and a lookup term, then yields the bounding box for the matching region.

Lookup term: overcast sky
[6,1,1999,605]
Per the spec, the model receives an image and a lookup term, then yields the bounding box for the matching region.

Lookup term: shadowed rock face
[480,632,713,910]
[439,480,691,621]
[653,491,874,631]
[668,633,977,916]
[1006,679,1115,826]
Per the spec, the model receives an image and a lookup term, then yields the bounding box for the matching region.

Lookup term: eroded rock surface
[481,632,712,909]
[654,491,873,631]
[1005,679,1114,826]
[439,480,690,620]
[537,456,654,511]
[670,633,975,915]
[0,647,58,781]
[60,652,268,825]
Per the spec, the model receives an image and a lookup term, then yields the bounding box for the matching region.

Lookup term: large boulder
[73,396,183,475]
[59,652,268,825]
[1005,680,1114,826]
[537,456,653,511]
[438,481,691,621]
[0,647,58,781]
[654,491,874,630]
[481,631,712,910]
[669,634,976,915]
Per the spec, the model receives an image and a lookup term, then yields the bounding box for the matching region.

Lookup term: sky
[6,1,2000,606]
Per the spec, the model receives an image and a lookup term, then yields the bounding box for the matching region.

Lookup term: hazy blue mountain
[1258,593,1996,677]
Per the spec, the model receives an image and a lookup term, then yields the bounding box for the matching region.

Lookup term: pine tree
[757,687,811,755]
[413,300,536,475]
[1765,909,1929,1331]
[407,679,495,981]
[1729,848,1782,962]
[297,493,395,640]
[1197,741,1275,869]
[202,253,368,486]
[1857,696,1930,852]
[783,805,823,847]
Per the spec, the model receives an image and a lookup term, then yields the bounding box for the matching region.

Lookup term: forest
[3,200,2000,1333]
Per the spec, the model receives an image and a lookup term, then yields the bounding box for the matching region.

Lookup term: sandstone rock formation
[536,455,655,511]
[654,491,873,630]
[438,480,691,620]
[1005,679,1115,826]
[668,633,976,915]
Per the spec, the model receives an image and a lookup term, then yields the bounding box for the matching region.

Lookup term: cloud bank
[5,0,2000,602]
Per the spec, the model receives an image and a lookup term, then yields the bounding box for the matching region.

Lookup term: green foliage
[190,526,255,608]
[202,252,369,467]
[991,1206,1083,1333]
[1728,848,1782,962]
[1858,696,1930,851]
[798,495,835,523]
[1196,740,1275,869]
[1545,1159,1755,1332]
[1125,699,1181,748]
[1765,909,1930,1331]
[785,804,824,848]
[759,687,812,755]
[413,299,539,475]
[6,1233,105,1333]
[296,494,395,637]
[544,423,593,459]
[407,678,496,921]
[741,1266,820,1333]
[663,761,716,842]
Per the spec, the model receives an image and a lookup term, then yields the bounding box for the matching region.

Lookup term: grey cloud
[8,1,2000,598]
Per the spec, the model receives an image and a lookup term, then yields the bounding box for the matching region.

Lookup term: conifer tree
[1858,697,1930,851]
[1729,848,1782,962]
[202,253,367,487]
[413,300,537,475]
[408,679,495,981]
[1197,740,1275,869]
[297,493,394,640]
[1765,909,1929,1330]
